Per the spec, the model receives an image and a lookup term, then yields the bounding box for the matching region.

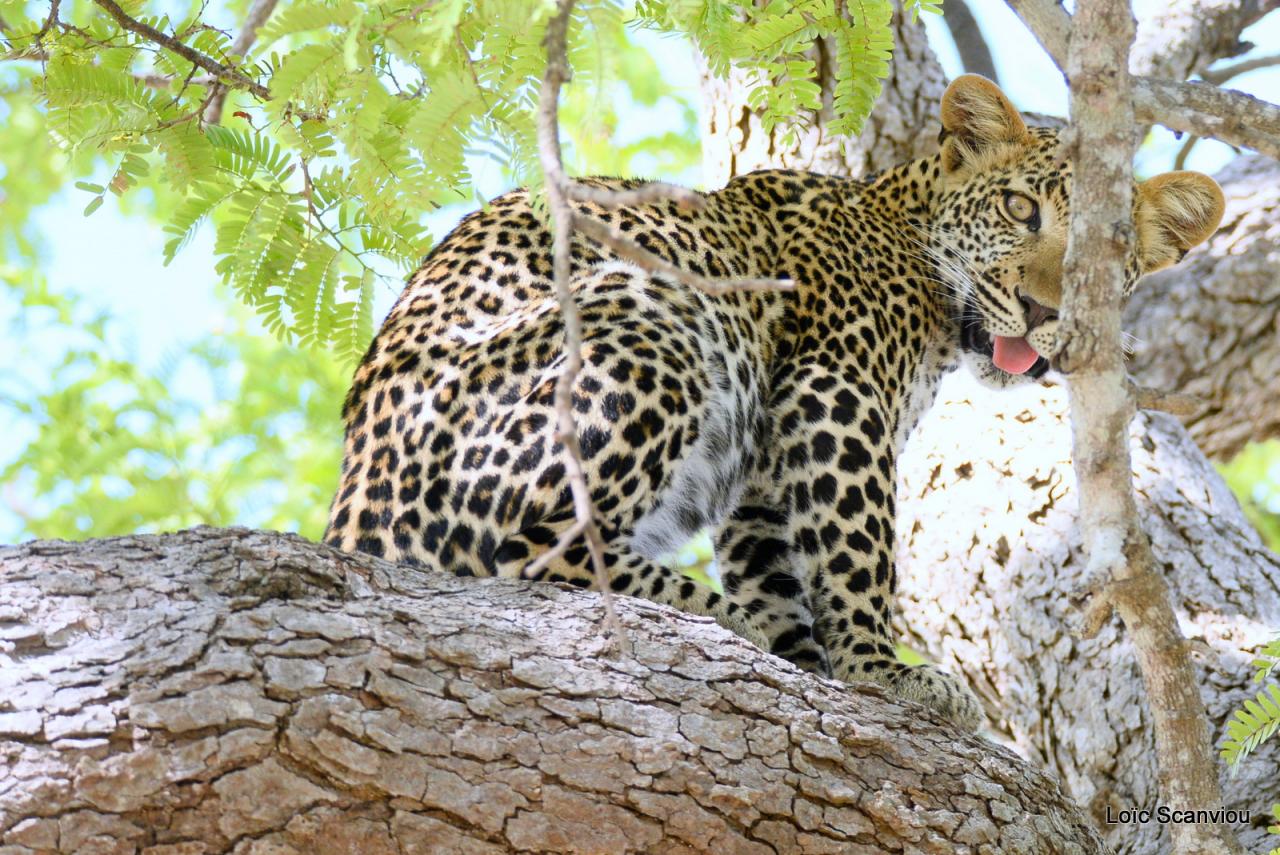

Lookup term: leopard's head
[929,75,1225,388]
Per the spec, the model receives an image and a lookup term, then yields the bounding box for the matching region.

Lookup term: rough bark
[896,376,1280,855]
[1125,155,1280,459]
[0,527,1107,854]
[1129,75,1280,163]
[1006,0,1280,161]
[698,8,1280,855]
[1131,0,1279,81]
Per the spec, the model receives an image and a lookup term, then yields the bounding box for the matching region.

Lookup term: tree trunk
[0,528,1106,854]
[896,376,1280,855]
[698,8,1280,854]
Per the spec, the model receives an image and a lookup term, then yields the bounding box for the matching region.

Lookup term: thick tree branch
[895,376,1280,855]
[940,0,999,82]
[1006,0,1280,161]
[90,0,270,101]
[0,528,1109,853]
[1133,76,1280,161]
[1058,1,1240,853]
[1132,0,1280,80]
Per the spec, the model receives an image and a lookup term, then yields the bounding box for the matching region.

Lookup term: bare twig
[1059,0,1242,852]
[152,86,219,131]
[90,0,270,100]
[36,0,61,44]
[566,180,705,209]
[571,213,792,296]
[1201,53,1280,86]
[535,0,625,647]
[533,0,793,645]
[1173,134,1199,170]
[1006,0,1280,162]
[1128,380,1202,417]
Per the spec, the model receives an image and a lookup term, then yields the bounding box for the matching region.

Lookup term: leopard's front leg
[774,367,983,732]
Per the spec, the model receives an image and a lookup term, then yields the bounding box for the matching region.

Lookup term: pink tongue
[993,336,1040,375]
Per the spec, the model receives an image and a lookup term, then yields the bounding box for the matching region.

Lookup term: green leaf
[82,196,104,216]
[1221,680,1280,770]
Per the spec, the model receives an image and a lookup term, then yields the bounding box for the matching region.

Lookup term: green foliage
[667,529,721,593]
[0,66,81,268]
[0,0,706,543]
[635,0,920,142]
[1,0,925,363]
[1219,635,1280,855]
[0,280,346,541]
[1222,636,1280,768]
[1219,440,1280,552]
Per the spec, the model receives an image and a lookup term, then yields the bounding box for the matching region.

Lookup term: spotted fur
[325,76,1223,731]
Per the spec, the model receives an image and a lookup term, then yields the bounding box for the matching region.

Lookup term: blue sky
[3,0,1279,538]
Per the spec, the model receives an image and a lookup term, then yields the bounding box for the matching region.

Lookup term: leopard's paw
[887,663,984,732]
[712,610,772,652]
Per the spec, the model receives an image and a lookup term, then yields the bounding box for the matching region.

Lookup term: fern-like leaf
[1221,682,1280,770]
[1254,636,1280,683]
[257,0,360,49]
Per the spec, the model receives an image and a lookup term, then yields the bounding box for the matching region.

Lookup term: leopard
[324,75,1224,731]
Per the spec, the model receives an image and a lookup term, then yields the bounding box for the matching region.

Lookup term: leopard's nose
[1019,295,1059,330]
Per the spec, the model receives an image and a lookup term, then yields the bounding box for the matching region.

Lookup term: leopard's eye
[1003,191,1040,229]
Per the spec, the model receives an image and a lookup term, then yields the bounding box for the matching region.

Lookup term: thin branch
[566,180,705,210]
[1173,135,1199,170]
[203,0,279,123]
[1128,380,1202,416]
[535,0,625,647]
[90,0,270,101]
[571,213,792,297]
[533,0,794,647]
[1201,53,1280,85]
[1005,0,1280,161]
[1059,0,1242,852]
[36,0,61,44]
[2,45,48,61]
[521,518,589,580]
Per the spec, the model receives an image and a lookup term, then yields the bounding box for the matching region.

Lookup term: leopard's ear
[1135,171,1225,273]
[939,75,1028,173]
